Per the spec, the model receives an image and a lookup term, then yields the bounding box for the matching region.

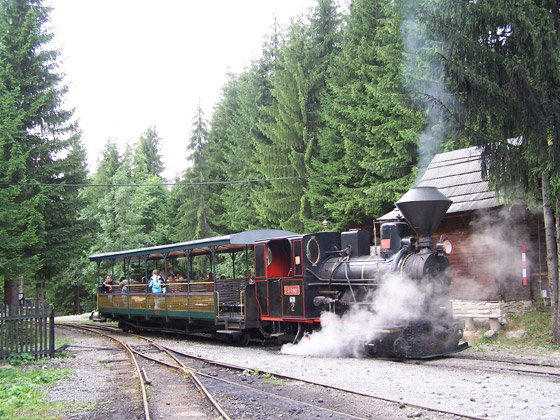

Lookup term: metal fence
[0,301,55,359]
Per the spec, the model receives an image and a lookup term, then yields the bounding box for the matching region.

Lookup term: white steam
[401,6,455,184]
[456,206,530,298]
[280,274,431,358]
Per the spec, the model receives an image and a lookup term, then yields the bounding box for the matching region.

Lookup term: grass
[0,365,73,420]
[470,304,559,350]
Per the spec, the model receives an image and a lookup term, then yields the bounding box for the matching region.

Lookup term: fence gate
[0,301,55,359]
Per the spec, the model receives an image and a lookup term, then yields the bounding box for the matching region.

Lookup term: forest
[0,0,559,341]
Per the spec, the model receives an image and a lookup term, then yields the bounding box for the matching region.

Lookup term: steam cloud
[401,5,456,185]
[454,206,530,298]
[280,273,437,358]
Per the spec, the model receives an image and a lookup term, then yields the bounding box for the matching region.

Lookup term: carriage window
[255,245,266,277]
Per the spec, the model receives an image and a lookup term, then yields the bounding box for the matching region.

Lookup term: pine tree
[0,0,88,303]
[173,104,218,241]
[256,0,341,232]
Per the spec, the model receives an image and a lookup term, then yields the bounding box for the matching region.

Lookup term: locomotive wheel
[118,321,130,332]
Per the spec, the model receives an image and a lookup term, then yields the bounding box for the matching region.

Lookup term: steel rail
[420,354,560,378]
[448,352,560,368]
[57,322,231,420]
[129,343,369,420]
[149,341,490,420]
[59,323,489,420]
[56,323,151,420]
[134,339,232,420]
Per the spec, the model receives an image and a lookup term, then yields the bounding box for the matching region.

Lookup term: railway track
[57,322,489,420]
[57,323,227,419]
[413,352,560,379]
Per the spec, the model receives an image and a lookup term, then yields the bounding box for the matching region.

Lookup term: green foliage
[0,0,88,315]
[7,352,34,366]
[0,366,72,420]
[471,306,559,349]
[253,0,342,232]
[313,0,420,229]
[417,0,560,203]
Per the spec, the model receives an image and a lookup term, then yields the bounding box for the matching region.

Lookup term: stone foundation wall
[452,299,533,324]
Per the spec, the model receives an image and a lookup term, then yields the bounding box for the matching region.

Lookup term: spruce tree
[207,72,262,233]
[315,0,421,229]
[173,104,218,241]
[256,0,341,232]
[0,0,88,303]
[133,126,164,179]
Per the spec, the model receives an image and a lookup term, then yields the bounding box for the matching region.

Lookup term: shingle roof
[379,146,500,220]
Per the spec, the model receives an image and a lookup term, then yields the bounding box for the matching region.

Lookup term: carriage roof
[88,229,299,262]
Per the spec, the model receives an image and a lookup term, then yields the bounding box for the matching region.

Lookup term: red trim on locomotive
[261,316,320,323]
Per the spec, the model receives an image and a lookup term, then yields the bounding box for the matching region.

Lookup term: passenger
[148,269,163,309]
[165,273,175,294]
[219,274,227,280]
[120,280,128,294]
[101,275,113,294]
[206,272,214,282]
[177,273,188,282]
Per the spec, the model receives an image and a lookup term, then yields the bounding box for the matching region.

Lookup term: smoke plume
[280,273,436,358]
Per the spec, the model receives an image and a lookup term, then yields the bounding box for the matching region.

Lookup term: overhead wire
[0,164,415,188]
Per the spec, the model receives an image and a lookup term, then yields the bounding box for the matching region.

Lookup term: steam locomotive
[91,186,467,359]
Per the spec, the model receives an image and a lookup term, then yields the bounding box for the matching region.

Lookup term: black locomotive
[253,186,465,358]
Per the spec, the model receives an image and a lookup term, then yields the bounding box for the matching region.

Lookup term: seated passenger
[101,275,113,293]
[177,273,188,282]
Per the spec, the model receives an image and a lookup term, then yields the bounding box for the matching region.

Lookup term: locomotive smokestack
[396,187,451,249]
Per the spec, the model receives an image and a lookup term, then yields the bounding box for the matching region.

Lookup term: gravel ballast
[46,318,560,420]
[156,335,560,420]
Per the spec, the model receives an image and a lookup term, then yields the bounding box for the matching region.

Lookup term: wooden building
[379,146,548,324]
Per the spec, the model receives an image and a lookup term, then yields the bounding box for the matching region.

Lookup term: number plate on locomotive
[284,285,300,295]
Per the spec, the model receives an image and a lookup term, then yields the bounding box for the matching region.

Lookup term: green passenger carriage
[90,230,296,344]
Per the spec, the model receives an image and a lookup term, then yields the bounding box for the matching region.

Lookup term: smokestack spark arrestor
[396,187,452,250]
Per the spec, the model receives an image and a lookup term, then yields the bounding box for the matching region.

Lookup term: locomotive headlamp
[436,235,453,256]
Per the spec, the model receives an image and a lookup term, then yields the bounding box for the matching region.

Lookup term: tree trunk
[556,199,560,344]
[542,174,559,344]
[73,285,81,314]
[3,278,19,307]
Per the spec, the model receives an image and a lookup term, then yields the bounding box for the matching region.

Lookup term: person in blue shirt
[148,269,163,309]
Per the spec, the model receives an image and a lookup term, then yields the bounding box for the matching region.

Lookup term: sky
[47,0,320,180]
